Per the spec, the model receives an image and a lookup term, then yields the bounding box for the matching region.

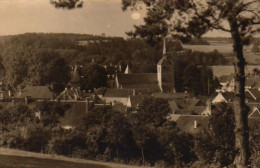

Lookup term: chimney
[25,96,28,105]
[119,65,122,72]
[133,89,136,96]
[86,98,89,113]
[206,99,212,116]
[8,90,12,97]
[194,120,197,129]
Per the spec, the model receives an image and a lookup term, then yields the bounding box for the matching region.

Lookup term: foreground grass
[0,148,141,168]
[0,154,109,168]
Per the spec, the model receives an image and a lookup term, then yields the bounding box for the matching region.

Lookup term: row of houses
[2,40,259,134]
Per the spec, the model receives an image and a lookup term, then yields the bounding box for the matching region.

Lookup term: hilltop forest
[0,33,225,94]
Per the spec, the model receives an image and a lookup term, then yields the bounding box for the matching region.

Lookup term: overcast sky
[0,0,229,37]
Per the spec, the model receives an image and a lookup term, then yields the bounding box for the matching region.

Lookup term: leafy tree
[182,63,201,95]
[24,123,49,152]
[36,101,66,127]
[129,98,171,165]
[2,47,70,90]
[249,118,260,167]
[50,0,83,9]
[157,121,195,167]
[122,1,260,166]
[81,64,107,91]
[105,111,133,161]
[194,103,236,166]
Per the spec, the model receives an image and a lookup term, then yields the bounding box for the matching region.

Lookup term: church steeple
[163,37,167,57]
[124,63,132,74]
[157,37,175,92]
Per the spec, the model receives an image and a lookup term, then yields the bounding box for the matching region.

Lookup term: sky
[0,0,229,37]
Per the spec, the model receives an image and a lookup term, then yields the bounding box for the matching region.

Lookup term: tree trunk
[116,147,119,162]
[230,21,250,168]
[141,146,145,165]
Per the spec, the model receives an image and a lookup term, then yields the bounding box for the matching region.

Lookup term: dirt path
[0,148,148,168]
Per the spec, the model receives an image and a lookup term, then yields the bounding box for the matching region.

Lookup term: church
[115,39,175,93]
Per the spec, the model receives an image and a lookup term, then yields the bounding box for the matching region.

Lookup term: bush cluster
[0,101,260,167]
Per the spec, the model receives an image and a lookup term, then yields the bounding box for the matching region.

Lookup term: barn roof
[14,86,53,99]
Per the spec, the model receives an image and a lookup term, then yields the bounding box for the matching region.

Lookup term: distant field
[183,43,260,64]
[0,154,109,168]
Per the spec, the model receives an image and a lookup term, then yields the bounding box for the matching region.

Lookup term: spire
[124,63,132,74]
[163,37,167,57]
[71,65,81,83]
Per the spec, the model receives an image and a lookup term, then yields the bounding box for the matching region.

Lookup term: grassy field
[0,148,140,168]
[0,154,109,168]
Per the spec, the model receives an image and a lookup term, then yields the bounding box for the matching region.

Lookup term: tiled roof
[157,57,174,65]
[14,86,53,99]
[219,74,234,83]
[152,92,189,99]
[60,101,88,127]
[168,100,180,111]
[173,115,210,134]
[118,73,158,85]
[103,88,133,98]
[174,106,205,115]
[55,88,80,100]
[222,92,235,102]
[186,98,205,106]
[112,103,127,113]
[95,87,106,95]
[120,84,161,92]
[130,94,151,108]
[117,73,161,91]
[249,109,260,118]
[247,89,260,100]
[70,66,81,83]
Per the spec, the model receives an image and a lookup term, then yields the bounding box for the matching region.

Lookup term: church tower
[157,38,175,92]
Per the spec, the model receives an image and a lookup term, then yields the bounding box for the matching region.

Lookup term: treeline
[0,100,260,167]
[0,33,226,94]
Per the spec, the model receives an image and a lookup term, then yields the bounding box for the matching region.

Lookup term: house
[115,38,175,93]
[171,98,207,115]
[218,74,235,92]
[55,87,81,101]
[248,106,260,118]
[152,92,190,100]
[59,101,89,128]
[127,94,151,108]
[13,85,54,102]
[245,88,260,102]
[212,92,235,104]
[96,88,134,106]
[0,90,12,101]
[169,115,209,134]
